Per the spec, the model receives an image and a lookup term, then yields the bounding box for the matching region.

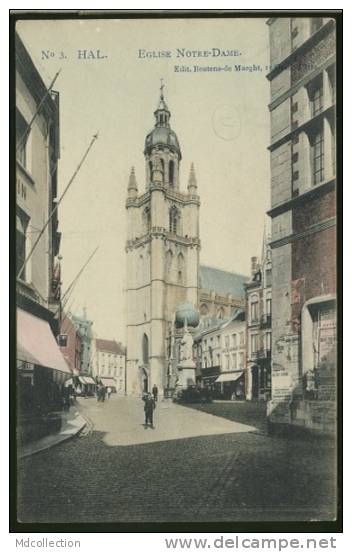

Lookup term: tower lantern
[144,82,181,189]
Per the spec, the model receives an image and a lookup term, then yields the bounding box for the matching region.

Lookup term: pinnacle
[128,166,138,190]
[188,163,197,188]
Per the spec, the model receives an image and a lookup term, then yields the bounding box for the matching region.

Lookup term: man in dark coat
[143,392,156,428]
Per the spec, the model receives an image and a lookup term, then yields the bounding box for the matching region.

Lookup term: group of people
[96,383,112,402]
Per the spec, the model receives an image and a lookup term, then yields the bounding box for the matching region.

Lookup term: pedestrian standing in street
[101,385,106,402]
[62,386,70,411]
[97,383,104,402]
[143,392,156,429]
[152,384,158,402]
[107,386,112,400]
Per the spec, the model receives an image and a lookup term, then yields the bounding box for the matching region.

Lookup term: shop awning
[17,308,71,374]
[100,377,116,387]
[78,376,95,385]
[215,371,244,383]
[202,376,219,384]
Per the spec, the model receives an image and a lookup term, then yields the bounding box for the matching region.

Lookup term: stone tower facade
[125,86,200,396]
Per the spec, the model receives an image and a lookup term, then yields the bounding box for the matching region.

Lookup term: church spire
[154,79,170,127]
[187,163,197,194]
[127,166,138,198]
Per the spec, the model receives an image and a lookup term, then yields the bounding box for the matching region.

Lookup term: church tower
[126,83,200,396]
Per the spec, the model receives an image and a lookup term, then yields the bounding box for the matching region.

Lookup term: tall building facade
[266,17,336,432]
[126,87,200,396]
[72,310,94,375]
[15,33,71,440]
[58,314,82,375]
[245,238,272,401]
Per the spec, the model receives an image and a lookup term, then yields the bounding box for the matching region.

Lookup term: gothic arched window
[144,206,151,232]
[169,160,175,185]
[142,333,149,365]
[217,307,225,319]
[166,250,173,278]
[200,304,209,316]
[160,158,165,182]
[169,205,179,234]
[177,252,185,284]
[149,161,153,182]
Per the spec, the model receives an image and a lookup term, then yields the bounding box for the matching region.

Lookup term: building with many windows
[15,33,71,441]
[266,17,336,433]
[194,309,247,399]
[245,235,272,401]
[71,309,94,376]
[93,339,126,394]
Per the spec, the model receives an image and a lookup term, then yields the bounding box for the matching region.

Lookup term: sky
[17,17,271,341]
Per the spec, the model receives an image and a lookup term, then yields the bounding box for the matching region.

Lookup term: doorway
[252,365,259,400]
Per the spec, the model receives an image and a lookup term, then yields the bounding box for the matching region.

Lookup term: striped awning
[215,371,244,383]
[100,377,116,387]
[78,376,96,385]
[17,308,71,374]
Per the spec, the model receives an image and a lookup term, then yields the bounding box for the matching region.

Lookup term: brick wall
[292,188,335,232]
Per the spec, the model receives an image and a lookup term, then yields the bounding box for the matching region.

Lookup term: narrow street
[17,396,337,524]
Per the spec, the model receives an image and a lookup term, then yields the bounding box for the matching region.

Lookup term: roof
[199,265,249,298]
[221,309,246,328]
[144,126,181,158]
[95,339,125,355]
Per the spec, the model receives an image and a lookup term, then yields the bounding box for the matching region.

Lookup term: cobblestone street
[17,396,337,524]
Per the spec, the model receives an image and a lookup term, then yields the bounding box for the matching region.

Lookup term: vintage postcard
[12,11,341,530]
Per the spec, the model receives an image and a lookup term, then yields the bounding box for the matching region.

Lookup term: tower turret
[187,163,198,194]
[144,82,181,189]
[127,166,138,199]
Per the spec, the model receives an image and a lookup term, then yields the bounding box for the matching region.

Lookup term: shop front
[249,361,271,401]
[17,308,72,443]
[215,370,245,400]
[76,375,96,396]
[100,377,117,393]
[200,366,220,396]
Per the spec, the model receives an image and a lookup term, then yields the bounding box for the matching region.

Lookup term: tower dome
[175,301,199,329]
[144,81,182,159]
